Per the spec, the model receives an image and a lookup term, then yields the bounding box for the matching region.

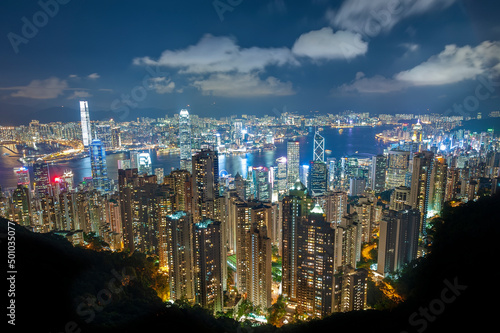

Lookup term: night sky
[1,0,499,124]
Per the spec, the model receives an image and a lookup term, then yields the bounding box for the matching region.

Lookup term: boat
[325,149,332,155]
[339,129,343,134]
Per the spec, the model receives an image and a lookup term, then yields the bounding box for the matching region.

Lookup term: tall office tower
[281,180,313,302]
[137,152,152,175]
[165,169,193,213]
[335,266,368,312]
[390,186,411,211]
[192,149,219,223]
[409,151,435,238]
[308,161,328,196]
[296,203,335,317]
[349,177,366,196]
[251,166,271,202]
[275,157,288,197]
[377,208,420,276]
[429,156,447,214]
[327,158,336,191]
[89,139,111,193]
[179,109,192,171]
[385,150,411,189]
[165,211,194,302]
[33,162,50,197]
[286,140,300,190]
[247,225,272,309]
[371,155,386,192]
[80,101,92,147]
[154,167,164,185]
[14,167,30,189]
[11,185,31,227]
[317,191,348,225]
[299,164,309,189]
[193,219,223,314]
[313,129,325,162]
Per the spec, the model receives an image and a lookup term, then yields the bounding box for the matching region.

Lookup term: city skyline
[1,1,500,125]
[1,1,499,331]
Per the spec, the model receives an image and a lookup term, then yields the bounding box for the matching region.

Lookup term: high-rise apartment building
[371,155,386,192]
[286,140,300,190]
[193,219,224,314]
[386,150,411,189]
[308,161,328,196]
[179,109,192,171]
[281,180,313,301]
[192,149,219,222]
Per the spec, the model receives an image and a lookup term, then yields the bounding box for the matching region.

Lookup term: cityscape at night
[1,1,499,332]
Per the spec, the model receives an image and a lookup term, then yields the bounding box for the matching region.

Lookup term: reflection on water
[0,126,392,190]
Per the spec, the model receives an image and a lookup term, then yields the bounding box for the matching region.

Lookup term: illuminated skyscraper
[275,157,287,197]
[313,129,325,162]
[193,219,223,314]
[286,140,300,190]
[251,166,271,202]
[33,162,50,197]
[296,203,335,317]
[386,150,411,189]
[308,160,328,196]
[80,101,92,147]
[192,148,219,222]
[281,180,313,302]
[179,109,192,171]
[14,167,30,188]
[409,151,435,238]
[166,211,195,302]
[89,139,111,193]
[371,155,386,192]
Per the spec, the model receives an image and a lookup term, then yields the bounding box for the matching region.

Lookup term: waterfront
[0,126,393,190]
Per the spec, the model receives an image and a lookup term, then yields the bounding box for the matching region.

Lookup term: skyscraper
[251,166,271,202]
[371,155,386,192]
[33,162,50,197]
[179,109,192,171]
[247,224,272,309]
[409,151,434,238]
[287,140,300,190]
[80,101,92,147]
[192,148,219,222]
[308,160,328,196]
[193,219,223,314]
[275,157,287,197]
[296,203,335,317]
[89,139,111,193]
[386,150,411,189]
[281,180,313,302]
[313,129,325,162]
[166,211,194,302]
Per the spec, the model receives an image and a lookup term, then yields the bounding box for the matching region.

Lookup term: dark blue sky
[1,0,499,124]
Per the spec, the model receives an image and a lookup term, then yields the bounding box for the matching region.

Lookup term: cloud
[395,41,500,85]
[8,77,68,99]
[67,90,92,99]
[147,77,176,94]
[87,73,100,79]
[339,41,500,93]
[400,42,419,53]
[192,72,295,97]
[133,34,298,74]
[340,74,409,93]
[292,27,368,60]
[330,0,457,34]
